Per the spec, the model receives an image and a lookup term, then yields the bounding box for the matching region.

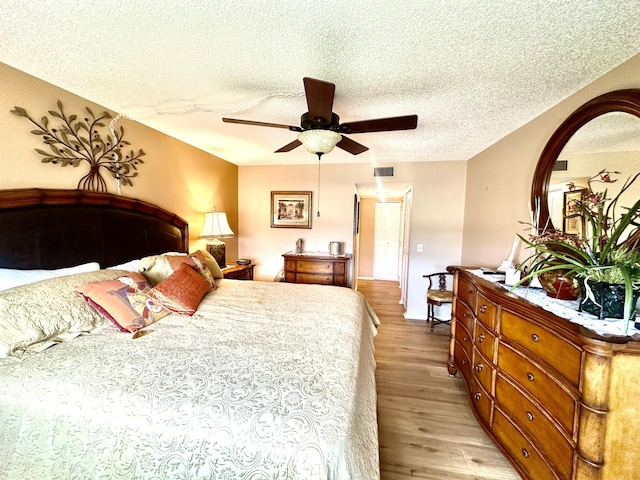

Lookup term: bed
[0,189,380,479]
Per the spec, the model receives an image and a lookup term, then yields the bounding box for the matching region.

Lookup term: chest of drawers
[448,267,640,480]
[282,252,351,287]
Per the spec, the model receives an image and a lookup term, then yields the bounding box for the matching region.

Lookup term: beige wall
[0,62,239,261]
[462,53,640,267]
[238,160,467,319]
[358,198,376,278]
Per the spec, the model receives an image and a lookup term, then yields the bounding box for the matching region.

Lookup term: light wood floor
[357,279,520,480]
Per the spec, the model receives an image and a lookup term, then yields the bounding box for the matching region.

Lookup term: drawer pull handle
[461,359,469,365]
[475,363,483,372]
[477,334,485,343]
[521,448,529,458]
[463,336,469,342]
[531,334,540,342]
[479,305,487,314]
[474,392,481,401]
[527,372,535,382]
[463,313,470,318]
[466,289,474,294]
[526,411,534,421]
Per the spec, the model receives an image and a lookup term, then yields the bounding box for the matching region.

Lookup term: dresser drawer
[455,298,475,334]
[477,293,497,331]
[471,379,493,427]
[496,376,573,479]
[493,409,559,480]
[498,343,577,436]
[295,260,344,274]
[456,321,474,361]
[500,310,582,387]
[473,347,495,395]
[294,273,337,285]
[457,276,477,312]
[475,321,496,362]
[454,341,472,385]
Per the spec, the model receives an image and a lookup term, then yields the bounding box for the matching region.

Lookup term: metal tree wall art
[11,100,145,192]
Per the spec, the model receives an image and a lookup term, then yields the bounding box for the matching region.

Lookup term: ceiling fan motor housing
[301,112,341,131]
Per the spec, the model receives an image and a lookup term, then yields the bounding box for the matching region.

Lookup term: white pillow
[0,262,101,291]
[107,259,140,272]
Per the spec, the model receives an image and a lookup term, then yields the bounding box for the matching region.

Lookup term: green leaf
[10,106,28,117]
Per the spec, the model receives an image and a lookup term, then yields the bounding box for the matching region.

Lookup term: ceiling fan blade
[275,139,302,153]
[303,77,335,126]
[223,117,302,132]
[339,114,418,134]
[336,136,369,155]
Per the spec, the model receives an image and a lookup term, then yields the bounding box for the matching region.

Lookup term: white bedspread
[0,280,380,479]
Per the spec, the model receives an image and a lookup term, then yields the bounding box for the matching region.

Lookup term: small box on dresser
[448,266,640,480]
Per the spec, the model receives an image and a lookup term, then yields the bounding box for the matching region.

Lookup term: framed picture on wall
[563,189,585,235]
[270,191,312,228]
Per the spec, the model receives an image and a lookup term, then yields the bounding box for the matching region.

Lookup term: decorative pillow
[0,270,125,358]
[138,251,216,288]
[76,272,169,332]
[199,248,224,279]
[0,262,101,292]
[147,262,211,316]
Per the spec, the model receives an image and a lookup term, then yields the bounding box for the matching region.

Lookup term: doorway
[373,201,401,281]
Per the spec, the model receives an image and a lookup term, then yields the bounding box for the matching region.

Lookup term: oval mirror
[532,89,640,237]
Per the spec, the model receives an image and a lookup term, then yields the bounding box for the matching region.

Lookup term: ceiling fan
[222,77,418,156]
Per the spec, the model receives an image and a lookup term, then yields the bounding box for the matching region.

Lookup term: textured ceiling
[1,1,640,166]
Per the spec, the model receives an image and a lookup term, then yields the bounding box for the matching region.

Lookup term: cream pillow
[0,270,125,358]
[138,251,217,287]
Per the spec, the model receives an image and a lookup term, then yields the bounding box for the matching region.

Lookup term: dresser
[448,266,640,480]
[282,252,351,287]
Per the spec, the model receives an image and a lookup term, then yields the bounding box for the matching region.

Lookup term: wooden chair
[423,272,453,331]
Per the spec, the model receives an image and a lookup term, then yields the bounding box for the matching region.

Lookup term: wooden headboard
[0,189,189,269]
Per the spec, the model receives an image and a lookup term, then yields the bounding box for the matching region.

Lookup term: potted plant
[517,169,640,329]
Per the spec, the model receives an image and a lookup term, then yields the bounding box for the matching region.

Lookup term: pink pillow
[76,272,169,332]
[148,263,210,316]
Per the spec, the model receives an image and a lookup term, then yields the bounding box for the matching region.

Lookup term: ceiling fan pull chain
[317,152,322,217]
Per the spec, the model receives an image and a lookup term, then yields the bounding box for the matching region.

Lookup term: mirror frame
[531,88,640,232]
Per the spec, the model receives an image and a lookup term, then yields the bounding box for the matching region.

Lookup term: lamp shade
[297,129,342,154]
[199,211,235,239]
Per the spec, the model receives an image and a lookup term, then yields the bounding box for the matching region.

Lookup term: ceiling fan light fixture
[297,129,342,154]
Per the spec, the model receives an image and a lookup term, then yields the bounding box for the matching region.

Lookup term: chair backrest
[423,272,453,291]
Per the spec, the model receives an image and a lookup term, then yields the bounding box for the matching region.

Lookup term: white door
[400,189,412,308]
[373,202,401,280]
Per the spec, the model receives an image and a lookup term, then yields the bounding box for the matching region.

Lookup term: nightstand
[282,252,351,287]
[222,263,254,280]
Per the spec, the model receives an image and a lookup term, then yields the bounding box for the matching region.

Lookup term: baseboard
[403,312,427,321]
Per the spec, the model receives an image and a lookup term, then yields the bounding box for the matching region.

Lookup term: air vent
[553,160,568,172]
[373,166,395,178]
